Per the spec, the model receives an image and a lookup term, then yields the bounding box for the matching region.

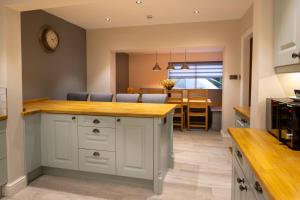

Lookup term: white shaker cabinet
[274,0,300,67]
[42,114,78,170]
[116,117,154,180]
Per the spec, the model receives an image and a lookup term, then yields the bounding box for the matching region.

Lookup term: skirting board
[4,176,27,197]
[221,129,230,137]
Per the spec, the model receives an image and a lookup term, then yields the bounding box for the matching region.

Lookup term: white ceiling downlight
[136,0,143,4]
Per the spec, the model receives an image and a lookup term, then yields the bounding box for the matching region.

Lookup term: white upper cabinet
[42,114,78,170]
[116,117,154,180]
[274,0,300,67]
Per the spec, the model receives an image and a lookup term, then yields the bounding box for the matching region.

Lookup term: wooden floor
[4,130,232,200]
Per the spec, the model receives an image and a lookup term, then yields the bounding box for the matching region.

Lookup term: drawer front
[248,168,270,200]
[78,127,115,151]
[233,143,247,173]
[78,116,115,128]
[0,159,7,186]
[79,149,116,175]
[0,130,6,159]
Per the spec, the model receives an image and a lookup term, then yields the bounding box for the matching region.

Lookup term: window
[168,61,223,89]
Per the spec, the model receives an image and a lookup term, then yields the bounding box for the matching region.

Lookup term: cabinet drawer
[78,127,115,151]
[0,158,7,186]
[78,116,115,128]
[0,131,6,159]
[248,168,270,200]
[233,143,247,174]
[79,149,115,175]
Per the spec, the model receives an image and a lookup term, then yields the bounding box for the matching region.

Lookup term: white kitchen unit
[232,142,270,200]
[274,0,300,67]
[0,120,7,196]
[235,112,250,128]
[25,111,174,194]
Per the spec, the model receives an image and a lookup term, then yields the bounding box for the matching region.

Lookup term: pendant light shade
[152,51,161,71]
[181,49,189,70]
[167,51,175,70]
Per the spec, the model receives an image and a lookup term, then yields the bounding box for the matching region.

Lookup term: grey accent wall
[21,10,87,100]
[116,53,129,93]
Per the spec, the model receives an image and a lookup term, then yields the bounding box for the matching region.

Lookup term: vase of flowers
[161,79,176,90]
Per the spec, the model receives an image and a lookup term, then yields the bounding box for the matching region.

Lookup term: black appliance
[266,98,300,150]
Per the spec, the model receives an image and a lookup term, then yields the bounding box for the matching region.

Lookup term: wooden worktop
[22,100,176,118]
[234,106,250,119]
[228,128,300,200]
[0,115,7,121]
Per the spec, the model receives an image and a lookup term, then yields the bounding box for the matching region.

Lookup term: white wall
[250,0,285,129]
[0,7,7,87]
[0,7,26,195]
[87,20,242,134]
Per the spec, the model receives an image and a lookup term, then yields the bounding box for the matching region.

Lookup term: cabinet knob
[236,150,243,160]
[93,119,100,124]
[237,177,245,184]
[292,52,300,59]
[117,118,121,122]
[72,116,76,120]
[93,128,100,133]
[93,152,100,157]
[239,185,248,192]
[254,181,263,194]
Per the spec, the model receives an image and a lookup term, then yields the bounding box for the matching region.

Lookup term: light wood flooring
[4,130,232,200]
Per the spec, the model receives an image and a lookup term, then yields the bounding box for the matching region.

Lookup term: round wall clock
[39,26,59,53]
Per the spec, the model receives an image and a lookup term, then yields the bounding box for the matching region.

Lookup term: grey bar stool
[142,94,168,104]
[90,93,113,102]
[67,92,89,101]
[116,94,139,103]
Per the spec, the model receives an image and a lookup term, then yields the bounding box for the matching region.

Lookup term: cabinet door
[43,114,78,170]
[274,0,300,66]
[116,117,153,180]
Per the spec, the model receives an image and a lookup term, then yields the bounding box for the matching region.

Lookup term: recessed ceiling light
[136,0,143,4]
[194,10,199,14]
[105,17,111,22]
[146,15,153,20]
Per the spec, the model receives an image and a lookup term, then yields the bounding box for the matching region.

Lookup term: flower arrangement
[161,79,176,90]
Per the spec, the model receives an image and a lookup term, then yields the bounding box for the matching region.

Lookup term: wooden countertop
[234,106,250,119]
[0,115,7,121]
[23,100,176,118]
[228,128,300,200]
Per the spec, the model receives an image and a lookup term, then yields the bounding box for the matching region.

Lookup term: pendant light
[166,50,175,70]
[152,51,161,71]
[181,49,189,70]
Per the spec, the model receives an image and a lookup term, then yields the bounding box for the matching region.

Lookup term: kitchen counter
[0,115,7,121]
[228,128,300,200]
[23,100,177,118]
[234,106,250,120]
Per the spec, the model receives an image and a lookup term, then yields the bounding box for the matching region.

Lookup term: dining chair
[141,94,168,104]
[187,89,209,131]
[168,90,185,131]
[90,93,114,102]
[66,92,89,101]
[140,88,165,94]
[116,94,140,103]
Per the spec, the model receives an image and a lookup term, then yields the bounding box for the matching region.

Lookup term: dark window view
[168,62,223,89]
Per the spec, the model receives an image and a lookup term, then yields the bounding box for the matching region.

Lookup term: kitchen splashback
[277,73,300,97]
[0,87,7,115]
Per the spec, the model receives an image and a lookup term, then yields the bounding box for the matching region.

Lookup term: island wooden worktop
[234,106,250,119]
[0,115,7,121]
[228,128,300,200]
[22,100,176,118]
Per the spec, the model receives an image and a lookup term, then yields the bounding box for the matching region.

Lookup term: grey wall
[21,10,87,100]
[116,53,129,93]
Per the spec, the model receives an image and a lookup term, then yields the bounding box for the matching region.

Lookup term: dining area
[64,87,221,132]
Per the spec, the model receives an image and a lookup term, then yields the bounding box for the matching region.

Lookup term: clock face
[39,26,59,52]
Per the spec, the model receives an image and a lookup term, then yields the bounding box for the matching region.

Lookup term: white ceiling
[45,0,253,29]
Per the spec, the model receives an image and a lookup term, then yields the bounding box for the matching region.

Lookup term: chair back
[116,94,140,103]
[167,90,184,107]
[140,88,165,94]
[187,89,208,109]
[67,92,89,101]
[90,93,113,102]
[142,94,168,104]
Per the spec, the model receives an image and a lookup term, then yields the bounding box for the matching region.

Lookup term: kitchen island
[23,100,176,194]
